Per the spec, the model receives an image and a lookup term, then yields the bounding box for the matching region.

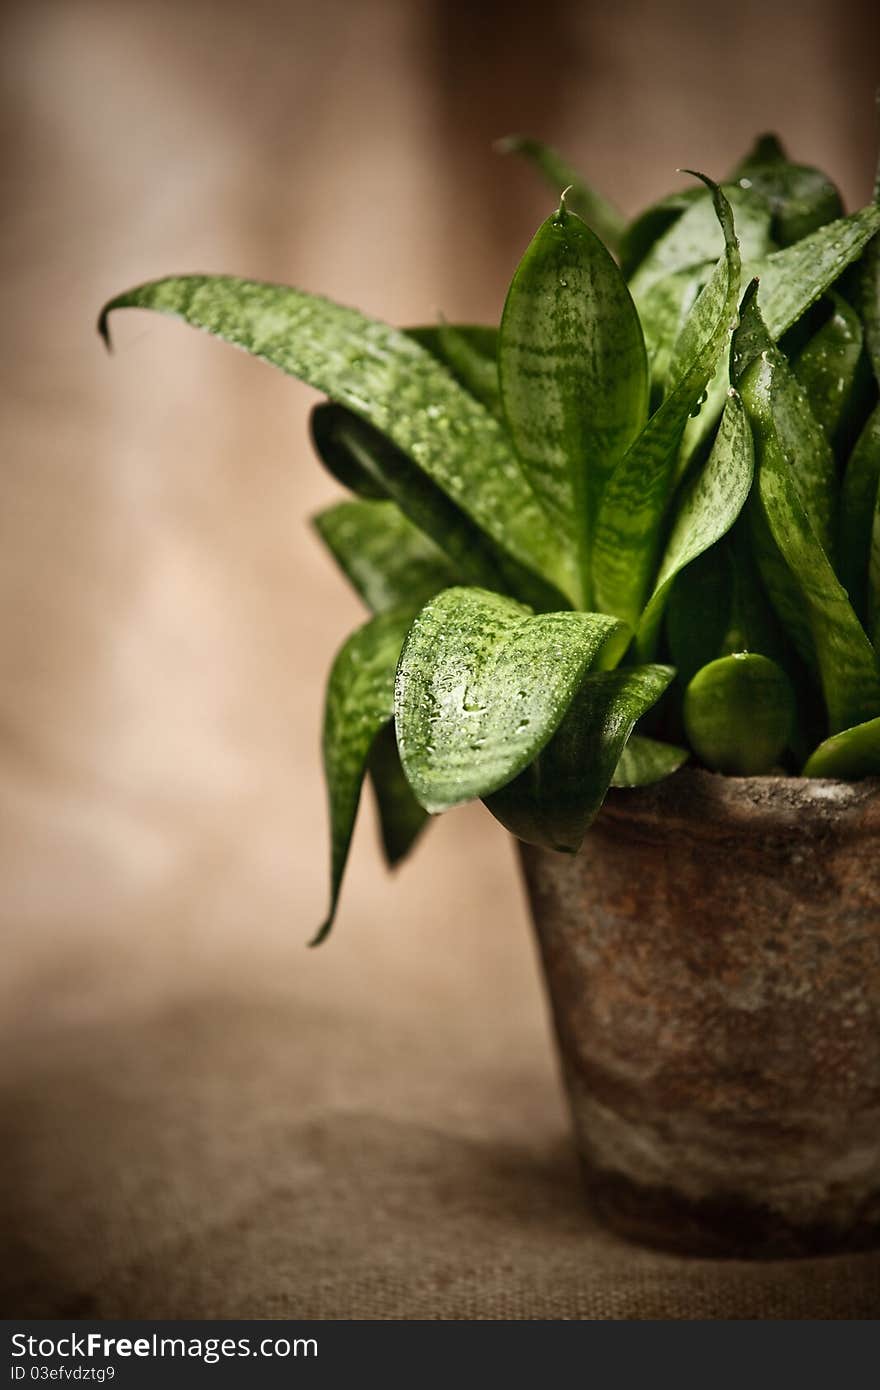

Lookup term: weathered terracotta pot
[519,768,880,1259]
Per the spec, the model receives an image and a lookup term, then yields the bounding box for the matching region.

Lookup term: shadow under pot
[518,768,880,1259]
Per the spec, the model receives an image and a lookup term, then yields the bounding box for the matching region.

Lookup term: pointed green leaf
[499,197,648,601]
[793,292,864,444]
[315,608,416,944]
[99,275,577,603]
[592,177,741,629]
[406,323,500,414]
[734,287,880,734]
[803,715,880,779]
[368,721,429,867]
[484,665,673,852]
[839,403,880,624]
[755,203,880,339]
[637,389,754,658]
[313,498,455,614]
[310,404,568,612]
[730,134,843,246]
[497,136,625,251]
[611,735,689,788]
[628,184,771,301]
[394,587,621,814]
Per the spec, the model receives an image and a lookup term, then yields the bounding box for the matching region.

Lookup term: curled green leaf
[755,202,880,339]
[803,715,880,779]
[485,665,674,851]
[98,275,577,603]
[394,587,620,813]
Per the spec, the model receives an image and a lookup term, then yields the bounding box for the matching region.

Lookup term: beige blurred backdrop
[1,0,878,1315]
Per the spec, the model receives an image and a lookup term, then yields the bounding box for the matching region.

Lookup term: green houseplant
[100,134,880,1257]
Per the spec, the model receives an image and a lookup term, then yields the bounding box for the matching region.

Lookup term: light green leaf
[792,292,864,444]
[485,665,673,851]
[499,195,648,601]
[755,203,880,339]
[394,587,621,814]
[316,608,416,944]
[310,403,568,612]
[313,498,455,614]
[637,264,708,398]
[619,187,704,279]
[838,403,880,625]
[368,721,429,867]
[637,389,754,658]
[592,176,741,629]
[611,736,689,787]
[684,653,795,775]
[628,183,771,301]
[803,715,880,779]
[99,275,577,603]
[497,135,625,251]
[734,286,880,734]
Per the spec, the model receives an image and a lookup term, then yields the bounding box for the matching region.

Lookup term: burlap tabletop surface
[3,983,878,1320]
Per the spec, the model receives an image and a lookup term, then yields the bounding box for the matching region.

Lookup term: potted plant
[99,133,880,1259]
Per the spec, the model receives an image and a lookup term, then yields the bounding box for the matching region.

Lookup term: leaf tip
[97,303,114,353]
[308,915,334,948]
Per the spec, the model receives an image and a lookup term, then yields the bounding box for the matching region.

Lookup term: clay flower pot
[519,768,880,1259]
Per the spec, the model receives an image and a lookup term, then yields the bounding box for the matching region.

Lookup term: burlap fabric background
[2,0,879,1318]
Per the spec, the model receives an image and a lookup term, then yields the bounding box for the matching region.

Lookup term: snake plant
[99,132,880,940]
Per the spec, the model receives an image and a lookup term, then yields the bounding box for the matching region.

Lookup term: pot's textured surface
[519,769,880,1258]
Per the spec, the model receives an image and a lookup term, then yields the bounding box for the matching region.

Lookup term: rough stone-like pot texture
[518,768,880,1259]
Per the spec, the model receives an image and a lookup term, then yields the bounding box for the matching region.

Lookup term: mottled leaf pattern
[313,498,455,614]
[485,665,673,851]
[793,293,864,443]
[838,404,880,625]
[500,197,648,600]
[395,588,620,813]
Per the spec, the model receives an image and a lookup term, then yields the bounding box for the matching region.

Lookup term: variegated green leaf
[99,276,577,603]
[792,292,864,444]
[803,715,880,779]
[611,736,689,787]
[637,389,754,658]
[756,203,880,339]
[592,176,741,629]
[619,187,704,279]
[838,403,880,625]
[730,133,843,246]
[484,665,673,851]
[394,587,620,814]
[855,232,880,387]
[310,403,568,613]
[497,135,625,251]
[499,195,648,601]
[407,323,500,414]
[368,721,429,867]
[628,183,771,302]
[734,286,880,734]
[313,498,455,614]
[315,608,416,945]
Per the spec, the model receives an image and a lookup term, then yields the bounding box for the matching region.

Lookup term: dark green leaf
[368,721,429,867]
[628,184,772,302]
[497,136,625,251]
[734,285,880,733]
[485,664,673,851]
[313,498,455,614]
[499,196,648,601]
[684,653,795,774]
[310,404,568,613]
[666,545,734,688]
[803,715,880,779]
[592,176,741,629]
[611,735,689,787]
[792,292,864,444]
[855,233,880,387]
[619,187,704,279]
[316,608,416,944]
[394,587,621,813]
[838,403,880,624]
[730,133,843,246]
[637,389,754,658]
[99,275,577,603]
